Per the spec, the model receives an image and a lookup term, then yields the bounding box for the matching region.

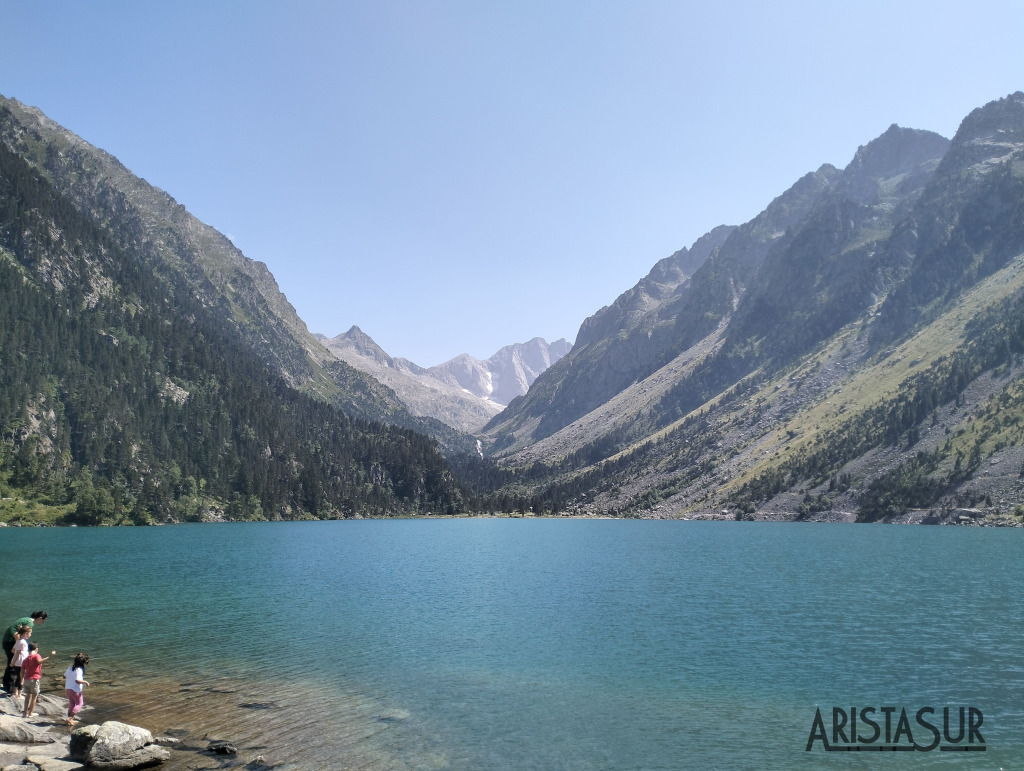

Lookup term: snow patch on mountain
[318,328,571,432]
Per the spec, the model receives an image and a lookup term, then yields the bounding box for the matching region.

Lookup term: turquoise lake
[1,519,1021,769]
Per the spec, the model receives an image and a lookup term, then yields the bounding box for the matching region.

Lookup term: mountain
[320,329,571,433]
[483,161,845,450]
[0,96,471,522]
[5,88,1023,526]
[320,326,503,434]
[0,95,476,455]
[429,337,572,405]
[473,93,1024,525]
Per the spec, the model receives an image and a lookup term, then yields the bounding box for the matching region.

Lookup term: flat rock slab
[0,698,20,718]
[25,739,72,760]
[0,694,68,719]
[0,732,73,770]
[0,716,57,744]
[0,745,29,767]
[27,758,85,771]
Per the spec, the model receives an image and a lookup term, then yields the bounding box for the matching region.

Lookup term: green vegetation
[0,140,467,524]
[728,286,1024,519]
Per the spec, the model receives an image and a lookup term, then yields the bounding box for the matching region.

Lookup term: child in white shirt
[10,625,30,701]
[63,652,90,726]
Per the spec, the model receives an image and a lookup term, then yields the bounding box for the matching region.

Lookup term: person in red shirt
[20,643,52,719]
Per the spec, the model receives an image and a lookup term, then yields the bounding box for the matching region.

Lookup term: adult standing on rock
[2,610,47,692]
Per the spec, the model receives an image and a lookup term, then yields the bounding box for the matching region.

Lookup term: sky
[4,1,1023,366]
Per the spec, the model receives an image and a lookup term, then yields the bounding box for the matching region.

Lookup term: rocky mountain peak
[486,338,572,405]
[321,327,434,375]
[319,327,571,432]
[937,91,1024,177]
[331,325,394,367]
[835,124,950,205]
[429,337,572,406]
[952,91,1024,144]
[792,163,841,196]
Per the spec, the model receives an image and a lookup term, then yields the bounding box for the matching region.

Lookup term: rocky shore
[0,694,177,770]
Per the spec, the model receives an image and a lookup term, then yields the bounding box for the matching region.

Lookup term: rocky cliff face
[834,123,951,205]
[574,225,735,349]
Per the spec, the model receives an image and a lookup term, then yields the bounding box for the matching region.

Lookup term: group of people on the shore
[2,611,90,726]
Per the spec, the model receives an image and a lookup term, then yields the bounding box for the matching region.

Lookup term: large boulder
[85,722,150,763]
[86,744,169,771]
[68,725,100,761]
[69,722,169,770]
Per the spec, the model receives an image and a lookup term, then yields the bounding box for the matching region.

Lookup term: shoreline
[46,668,430,771]
[0,681,277,770]
[81,677,283,770]
[4,510,1022,526]
[0,692,77,768]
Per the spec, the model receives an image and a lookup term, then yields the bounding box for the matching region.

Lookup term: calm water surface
[1,519,1021,769]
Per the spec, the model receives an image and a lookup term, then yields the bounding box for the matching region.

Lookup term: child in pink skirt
[63,653,90,726]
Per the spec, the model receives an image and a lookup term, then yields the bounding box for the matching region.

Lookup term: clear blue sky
[5,1,1022,365]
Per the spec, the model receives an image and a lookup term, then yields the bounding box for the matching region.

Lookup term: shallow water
[1,519,1021,769]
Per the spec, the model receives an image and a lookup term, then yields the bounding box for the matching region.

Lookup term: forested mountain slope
[0,95,475,455]
[0,128,466,523]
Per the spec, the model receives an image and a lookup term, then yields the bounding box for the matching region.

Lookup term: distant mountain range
[3,90,1024,525]
[319,328,570,432]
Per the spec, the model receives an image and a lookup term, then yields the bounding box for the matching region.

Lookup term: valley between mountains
[2,91,1024,525]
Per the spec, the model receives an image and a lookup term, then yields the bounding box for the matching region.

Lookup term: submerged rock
[206,740,237,755]
[375,708,410,722]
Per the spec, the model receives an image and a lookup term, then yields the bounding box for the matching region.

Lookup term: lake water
[1,519,1021,769]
